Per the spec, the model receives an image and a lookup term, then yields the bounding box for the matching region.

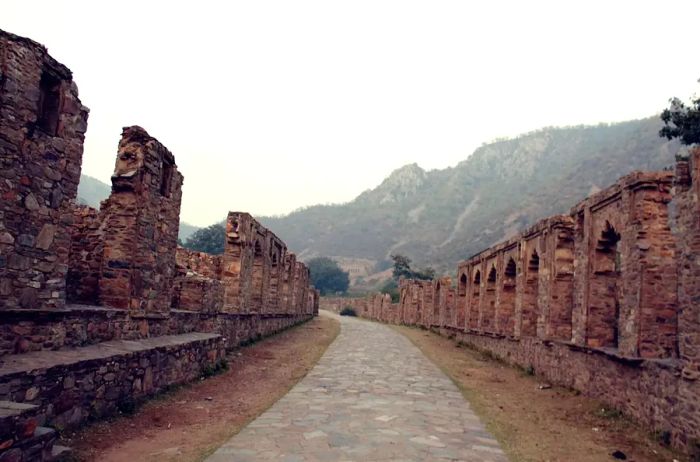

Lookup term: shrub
[201,359,229,378]
[339,307,357,317]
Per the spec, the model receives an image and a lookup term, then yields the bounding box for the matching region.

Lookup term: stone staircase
[0,401,72,461]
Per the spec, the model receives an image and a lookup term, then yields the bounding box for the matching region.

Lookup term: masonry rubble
[0,29,318,460]
[321,150,700,455]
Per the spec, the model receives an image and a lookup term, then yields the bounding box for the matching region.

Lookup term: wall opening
[251,239,264,312]
[469,270,481,329]
[458,273,467,297]
[588,221,621,348]
[37,71,61,136]
[434,281,442,324]
[457,272,468,328]
[498,257,517,336]
[550,231,575,341]
[521,250,539,337]
[482,266,497,333]
[160,159,174,197]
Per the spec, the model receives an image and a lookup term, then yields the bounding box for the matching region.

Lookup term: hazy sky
[4,1,700,226]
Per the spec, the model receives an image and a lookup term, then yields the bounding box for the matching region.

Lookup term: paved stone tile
[207,315,508,461]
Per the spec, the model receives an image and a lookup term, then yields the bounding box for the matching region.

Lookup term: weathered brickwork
[66,204,103,304]
[0,31,89,311]
[0,333,225,431]
[673,147,700,449]
[0,30,318,459]
[98,126,184,313]
[326,159,700,454]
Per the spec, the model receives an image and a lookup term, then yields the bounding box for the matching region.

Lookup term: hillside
[260,117,680,272]
[76,174,200,242]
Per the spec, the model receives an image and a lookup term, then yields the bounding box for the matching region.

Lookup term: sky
[4,0,700,226]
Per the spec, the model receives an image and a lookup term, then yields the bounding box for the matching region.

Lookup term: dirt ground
[393,325,687,462]
[62,314,340,462]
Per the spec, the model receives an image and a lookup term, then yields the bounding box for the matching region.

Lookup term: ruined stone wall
[66,205,104,305]
[0,30,320,459]
[0,333,225,431]
[175,247,221,279]
[0,305,311,357]
[280,253,297,314]
[373,167,697,452]
[671,147,700,449]
[0,31,89,311]
[266,232,286,314]
[98,127,183,313]
[570,172,677,358]
[172,247,224,313]
[221,212,256,313]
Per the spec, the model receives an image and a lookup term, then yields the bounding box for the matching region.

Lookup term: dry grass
[393,325,687,462]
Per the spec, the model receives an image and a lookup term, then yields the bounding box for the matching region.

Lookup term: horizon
[4,0,700,227]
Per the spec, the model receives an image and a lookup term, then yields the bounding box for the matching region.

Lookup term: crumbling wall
[0,31,89,311]
[0,30,320,458]
[570,172,677,357]
[280,253,297,314]
[98,126,183,313]
[67,205,104,304]
[671,147,700,449]
[266,233,286,314]
[221,212,256,313]
[368,168,694,452]
[175,247,221,279]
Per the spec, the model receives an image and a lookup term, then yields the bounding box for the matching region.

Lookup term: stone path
[207,313,508,461]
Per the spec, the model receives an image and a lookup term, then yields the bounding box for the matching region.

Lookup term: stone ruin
[321,153,700,454]
[0,30,318,460]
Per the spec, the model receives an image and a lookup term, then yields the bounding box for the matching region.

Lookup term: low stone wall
[444,327,680,446]
[172,274,224,313]
[0,305,313,356]
[0,333,225,431]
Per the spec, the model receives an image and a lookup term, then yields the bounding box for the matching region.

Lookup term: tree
[182,224,225,254]
[390,254,435,281]
[660,89,700,146]
[307,257,350,295]
[391,254,413,279]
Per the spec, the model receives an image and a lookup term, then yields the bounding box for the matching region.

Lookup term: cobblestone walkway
[207,313,508,461]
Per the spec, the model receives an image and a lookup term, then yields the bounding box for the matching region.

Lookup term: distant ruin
[0,30,317,460]
[322,151,700,454]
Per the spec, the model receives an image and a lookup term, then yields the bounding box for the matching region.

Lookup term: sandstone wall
[0,30,318,353]
[66,205,104,305]
[356,164,698,453]
[0,333,225,431]
[0,29,319,460]
[672,147,700,449]
[0,31,89,311]
[98,126,183,313]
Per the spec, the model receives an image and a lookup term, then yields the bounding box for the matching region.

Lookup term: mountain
[76,174,111,209]
[260,117,680,273]
[76,174,201,242]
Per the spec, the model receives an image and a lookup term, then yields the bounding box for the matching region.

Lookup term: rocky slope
[260,116,679,271]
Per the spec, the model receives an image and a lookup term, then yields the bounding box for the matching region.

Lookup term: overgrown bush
[201,358,229,378]
[339,307,357,317]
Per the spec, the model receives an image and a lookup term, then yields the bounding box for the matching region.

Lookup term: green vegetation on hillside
[182,224,225,255]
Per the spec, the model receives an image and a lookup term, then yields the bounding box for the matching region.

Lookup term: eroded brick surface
[0,30,89,311]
